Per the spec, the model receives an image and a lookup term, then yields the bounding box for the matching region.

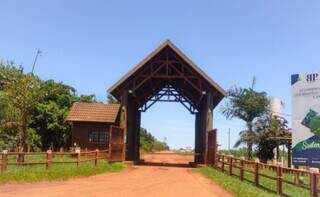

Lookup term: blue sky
[1,1,320,149]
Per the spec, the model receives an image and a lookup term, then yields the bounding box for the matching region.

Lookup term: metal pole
[228,128,231,151]
[31,49,42,74]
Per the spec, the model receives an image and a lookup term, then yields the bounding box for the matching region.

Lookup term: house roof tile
[66,102,120,123]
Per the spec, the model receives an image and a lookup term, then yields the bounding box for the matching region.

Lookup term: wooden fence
[0,149,110,172]
[216,154,320,197]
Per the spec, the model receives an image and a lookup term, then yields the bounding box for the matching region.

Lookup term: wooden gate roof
[108,40,226,111]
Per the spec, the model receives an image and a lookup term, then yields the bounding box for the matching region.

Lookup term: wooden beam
[133,62,167,92]
[167,62,203,95]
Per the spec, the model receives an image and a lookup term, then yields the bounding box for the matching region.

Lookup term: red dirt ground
[0,152,232,197]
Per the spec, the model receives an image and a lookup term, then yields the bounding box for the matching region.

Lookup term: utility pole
[31,49,42,74]
[228,128,231,151]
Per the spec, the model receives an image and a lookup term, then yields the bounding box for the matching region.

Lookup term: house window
[88,131,109,145]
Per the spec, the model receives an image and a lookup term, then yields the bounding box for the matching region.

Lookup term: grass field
[199,167,310,197]
[0,154,124,184]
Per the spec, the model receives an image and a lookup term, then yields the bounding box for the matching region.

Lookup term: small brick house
[66,102,120,150]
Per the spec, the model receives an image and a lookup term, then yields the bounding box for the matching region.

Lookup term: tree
[0,60,23,90]
[30,80,75,150]
[2,72,44,153]
[0,60,99,151]
[0,61,23,150]
[30,80,97,150]
[253,115,291,163]
[221,78,269,159]
[139,127,169,152]
[78,94,97,103]
[107,94,119,104]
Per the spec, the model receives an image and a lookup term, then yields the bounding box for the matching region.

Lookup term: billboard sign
[292,72,320,167]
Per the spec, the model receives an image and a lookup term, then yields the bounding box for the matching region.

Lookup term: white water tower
[270,97,283,117]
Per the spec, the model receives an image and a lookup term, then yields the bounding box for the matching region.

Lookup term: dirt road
[0,152,231,197]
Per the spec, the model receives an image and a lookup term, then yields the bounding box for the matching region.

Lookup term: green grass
[0,159,124,184]
[199,167,277,197]
[228,167,310,197]
[199,166,313,197]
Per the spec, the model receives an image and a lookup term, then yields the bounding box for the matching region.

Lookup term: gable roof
[107,39,226,96]
[66,102,120,123]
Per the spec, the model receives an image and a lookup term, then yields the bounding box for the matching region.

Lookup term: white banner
[291,72,320,167]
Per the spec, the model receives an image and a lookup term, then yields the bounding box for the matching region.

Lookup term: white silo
[270,97,283,117]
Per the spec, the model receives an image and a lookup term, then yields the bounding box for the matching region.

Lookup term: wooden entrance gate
[109,125,125,161]
[107,40,226,164]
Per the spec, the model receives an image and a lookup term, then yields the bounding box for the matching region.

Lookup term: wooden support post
[240,157,244,181]
[60,147,64,157]
[254,161,259,187]
[17,151,24,164]
[221,155,225,172]
[46,150,52,170]
[276,165,283,196]
[135,110,141,162]
[194,113,201,163]
[294,172,300,186]
[95,149,99,166]
[85,148,88,158]
[1,150,8,172]
[76,149,80,168]
[212,129,217,166]
[229,156,233,176]
[309,168,319,197]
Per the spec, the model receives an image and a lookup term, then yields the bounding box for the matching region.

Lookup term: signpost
[292,72,320,167]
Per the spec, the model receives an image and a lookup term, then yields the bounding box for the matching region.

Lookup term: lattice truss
[139,84,199,114]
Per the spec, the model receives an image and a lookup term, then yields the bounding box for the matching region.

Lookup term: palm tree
[221,78,269,159]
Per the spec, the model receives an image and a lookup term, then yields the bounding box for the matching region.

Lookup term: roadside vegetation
[0,60,97,152]
[0,60,126,183]
[199,167,277,197]
[140,127,169,153]
[221,77,291,164]
[199,166,310,197]
[0,160,124,184]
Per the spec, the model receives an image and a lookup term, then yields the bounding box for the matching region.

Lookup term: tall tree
[221,78,269,159]
[29,80,76,150]
[0,60,99,151]
[2,72,44,153]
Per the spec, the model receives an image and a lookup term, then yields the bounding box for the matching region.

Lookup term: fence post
[229,155,233,176]
[240,157,244,181]
[95,149,99,166]
[276,165,283,196]
[294,171,300,186]
[221,154,225,172]
[309,168,319,197]
[46,150,52,170]
[76,149,80,168]
[254,159,260,187]
[1,150,8,172]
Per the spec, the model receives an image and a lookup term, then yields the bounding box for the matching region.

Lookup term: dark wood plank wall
[72,122,111,150]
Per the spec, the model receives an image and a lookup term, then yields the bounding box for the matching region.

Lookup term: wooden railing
[0,149,110,172]
[216,154,320,197]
